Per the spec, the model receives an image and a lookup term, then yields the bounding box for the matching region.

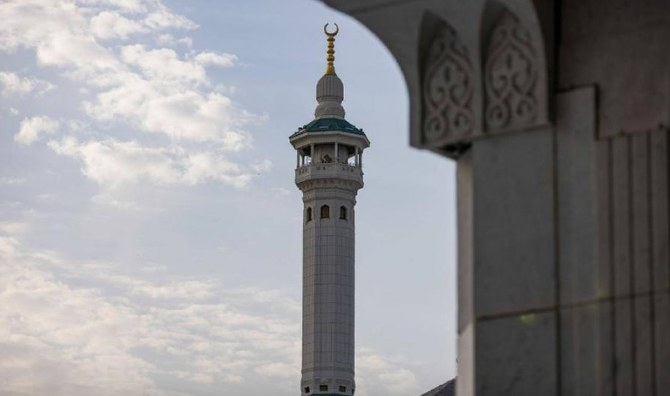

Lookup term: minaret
[290,24,370,396]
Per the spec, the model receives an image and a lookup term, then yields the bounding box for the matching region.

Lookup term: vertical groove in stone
[598,140,615,396]
[612,136,634,396]
[553,106,562,396]
[631,133,653,396]
[607,138,617,396]
[627,136,637,396]
[645,132,657,396]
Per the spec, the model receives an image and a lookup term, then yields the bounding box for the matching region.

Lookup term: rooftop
[291,117,366,138]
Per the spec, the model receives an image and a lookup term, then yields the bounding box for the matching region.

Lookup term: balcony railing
[295,162,363,185]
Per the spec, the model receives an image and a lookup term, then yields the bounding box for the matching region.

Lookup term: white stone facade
[292,142,368,396]
[291,30,370,396]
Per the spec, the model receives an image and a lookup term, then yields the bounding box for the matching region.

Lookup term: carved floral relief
[485,10,539,131]
[422,23,474,147]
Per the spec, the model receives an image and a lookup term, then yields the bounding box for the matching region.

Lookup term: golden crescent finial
[323,23,339,75]
[324,23,339,36]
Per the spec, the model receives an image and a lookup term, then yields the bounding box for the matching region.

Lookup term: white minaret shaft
[290,24,370,396]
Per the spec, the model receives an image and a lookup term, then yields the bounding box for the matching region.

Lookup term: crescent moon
[324,23,339,36]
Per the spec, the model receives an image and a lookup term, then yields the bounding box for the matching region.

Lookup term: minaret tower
[290,24,370,396]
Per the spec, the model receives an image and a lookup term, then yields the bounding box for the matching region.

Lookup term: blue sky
[0,1,457,395]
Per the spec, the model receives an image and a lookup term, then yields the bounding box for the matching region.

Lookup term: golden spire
[323,23,339,75]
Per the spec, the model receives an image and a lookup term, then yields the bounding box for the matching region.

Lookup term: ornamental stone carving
[484,10,539,131]
[422,23,474,147]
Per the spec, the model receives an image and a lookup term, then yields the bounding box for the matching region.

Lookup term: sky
[0,1,457,395]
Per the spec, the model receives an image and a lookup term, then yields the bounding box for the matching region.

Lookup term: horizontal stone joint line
[475,290,670,322]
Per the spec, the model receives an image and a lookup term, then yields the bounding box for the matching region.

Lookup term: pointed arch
[420,12,475,148]
[339,205,348,220]
[320,205,330,219]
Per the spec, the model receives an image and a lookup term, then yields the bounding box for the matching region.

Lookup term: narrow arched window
[320,205,330,219]
[306,207,312,222]
[339,206,347,220]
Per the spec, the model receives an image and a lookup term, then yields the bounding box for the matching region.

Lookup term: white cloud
[48,136,256,189]
[0,236,303,396]
[156,33,193,47]
[130,280,217,300]
[14,116,59,145]
[77,0,149,14]
[0,72,54,96]
[143,4,198,31]
[122,44,207,84]
[0,222,29,235]
[356,349,421,396]
[0,0,265,191]
[0,177,26,186]
[195,52,238,68]
[90,11,147,40]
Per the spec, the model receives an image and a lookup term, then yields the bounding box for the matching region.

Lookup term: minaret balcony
[295,162,363,186]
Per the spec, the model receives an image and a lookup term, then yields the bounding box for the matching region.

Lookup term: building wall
[320,0,670,395]
[301,187,357,394]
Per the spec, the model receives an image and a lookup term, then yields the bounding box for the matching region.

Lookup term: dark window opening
[339,385,347,392]
[319,385,328,391]
[304,386,310,393]
[320,205,330,219]
[306,207,312,222]
[339,206,347,220]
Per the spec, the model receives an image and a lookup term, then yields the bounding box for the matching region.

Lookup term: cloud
[0,235,425,396]
[143,4,198,31]
[48,136,259,189]
[0,177,26,186]
[0,0,266,192]
[194,52,238,68]
[90,11,148,40]
[0,236,302,396]
[0,222,29,235]
[356,349,421,396]
[14,116,59,145]
[121,44,207,84]
[0,72,54,96]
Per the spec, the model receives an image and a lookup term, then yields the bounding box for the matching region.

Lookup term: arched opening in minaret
[320,205,330,219]
[306,207,313,222]
[339,206,347,220]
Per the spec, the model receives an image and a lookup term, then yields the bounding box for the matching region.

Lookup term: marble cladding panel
[476,312,557,396]
[559,22,670,139]
[457,149,473,332]
[472,128,555,317]
[614,298,634,396]
[596,128,670,395]
[301,195,356,384]
[560,304,597,396]
[631,134,652,295]
[557,87,601,305]
[611,137,632,297]
[650,130,669,293]
[634,295,654,396]
[655,293,670,395]
[560,301,613,396]
[561,0,670,42]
